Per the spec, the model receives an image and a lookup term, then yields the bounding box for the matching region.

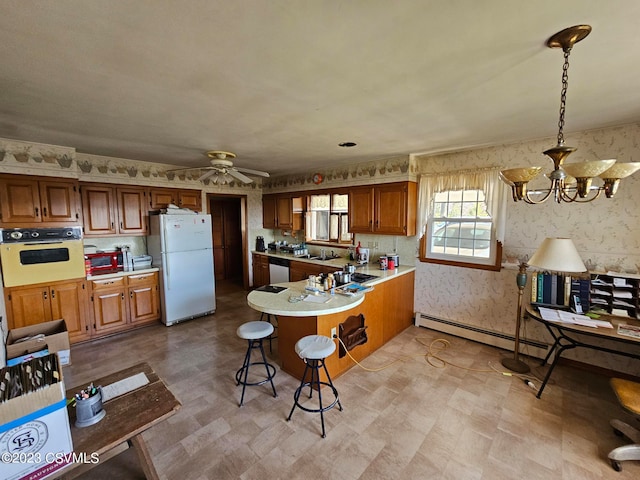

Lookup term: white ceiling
[1,1,639,177]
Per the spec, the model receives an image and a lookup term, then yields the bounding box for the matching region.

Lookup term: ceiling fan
[170,151,270,184]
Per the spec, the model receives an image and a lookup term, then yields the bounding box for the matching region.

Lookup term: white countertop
[248,253,415,316]
[247,280,365,316]
[252,250,415,286]
[86,267,159,281]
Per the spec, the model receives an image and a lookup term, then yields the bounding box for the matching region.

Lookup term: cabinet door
[127,273,160,325]
[50,280,91,343]
[262,195,277,228]
[0,177,41,223]
[178,190,202,212]
[92,287,128,333]
[348,186,374,233]
[149,188,176,210]
[5,286,52,329]
[116,187,148,234]
[81,185,118,235]
[39,179,81,224]
[289,261,308,282]
[374,183,407,235]
[275,196,293,229]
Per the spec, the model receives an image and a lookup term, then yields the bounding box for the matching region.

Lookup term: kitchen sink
[308,256,341,261]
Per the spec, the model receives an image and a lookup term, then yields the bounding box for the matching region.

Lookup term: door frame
[206,193,249,290]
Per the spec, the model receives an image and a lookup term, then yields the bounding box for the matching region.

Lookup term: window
[429,190,492,259]
[418,169,507,270]
[307,193,351,244]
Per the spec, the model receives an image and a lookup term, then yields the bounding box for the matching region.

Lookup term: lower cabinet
[4,278,91,343]
[252,254,270,288]
[90,271,160,336]
[4,271,162,345]
[289,260,336,282]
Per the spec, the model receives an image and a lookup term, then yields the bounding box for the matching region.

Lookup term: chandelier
[500,25,640,204]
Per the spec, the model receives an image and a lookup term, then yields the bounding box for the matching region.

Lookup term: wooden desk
[525,305,640,398]
[58,362,181,479]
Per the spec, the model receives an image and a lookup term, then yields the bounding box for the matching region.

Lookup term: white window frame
[417,168,508,270]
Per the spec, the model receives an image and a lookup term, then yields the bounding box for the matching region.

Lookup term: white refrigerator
[148,214,216,326]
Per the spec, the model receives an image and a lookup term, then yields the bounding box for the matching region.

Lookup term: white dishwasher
[268,257,290,283]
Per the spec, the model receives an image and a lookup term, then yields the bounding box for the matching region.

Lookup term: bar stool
[235,321,278,407]
[287,335,343,437]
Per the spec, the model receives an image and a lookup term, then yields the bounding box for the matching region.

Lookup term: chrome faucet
[320,248,326,260]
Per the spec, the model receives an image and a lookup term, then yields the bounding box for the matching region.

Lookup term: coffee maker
[255,236,266,252]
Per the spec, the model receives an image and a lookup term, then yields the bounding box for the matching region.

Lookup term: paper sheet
[302,294,332,304]
[102,372,150,401]
[537,307,613,328]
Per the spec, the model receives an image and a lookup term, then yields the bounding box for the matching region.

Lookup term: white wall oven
[0,227,85,287]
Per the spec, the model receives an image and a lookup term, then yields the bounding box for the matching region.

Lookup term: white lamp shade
[528,238,586,273]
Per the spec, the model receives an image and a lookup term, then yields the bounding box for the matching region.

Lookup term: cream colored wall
[414,123,640,376]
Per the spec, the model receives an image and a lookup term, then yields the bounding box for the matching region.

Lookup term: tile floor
[66,281,640,479]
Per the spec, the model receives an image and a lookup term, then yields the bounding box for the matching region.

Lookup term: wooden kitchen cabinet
[348,181,416,236]
[0,174,81,226]
[252,254,270,288]
[116,187,148,234]
[127,272,160,325]
[4,278,91,343]
[149,187,202,212]
[289,259,336,282]
[81,183,148,236]
[262,194,294,229]
[90,276,128,334]
[89,272,160,334]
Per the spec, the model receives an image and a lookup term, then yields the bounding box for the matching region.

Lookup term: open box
[6,320,71,367]
[0,354,73,480]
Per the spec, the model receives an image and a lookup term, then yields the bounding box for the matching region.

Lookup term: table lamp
[501,238,586,373]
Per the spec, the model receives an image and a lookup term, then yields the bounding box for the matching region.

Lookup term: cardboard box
[0,360,73,480]
[6,320,71,366]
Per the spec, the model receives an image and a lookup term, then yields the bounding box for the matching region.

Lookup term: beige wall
[414,123,640,376]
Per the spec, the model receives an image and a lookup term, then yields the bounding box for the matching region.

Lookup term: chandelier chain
[557,47,571,146]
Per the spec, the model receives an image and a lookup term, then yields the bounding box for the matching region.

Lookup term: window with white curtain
[307,193,351,244]
[417,168,507,270]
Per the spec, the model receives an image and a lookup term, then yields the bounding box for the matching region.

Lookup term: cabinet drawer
[90,276,126,290]
[127,272,158,286]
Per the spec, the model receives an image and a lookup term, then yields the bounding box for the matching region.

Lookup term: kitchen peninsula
[248,254,415,381]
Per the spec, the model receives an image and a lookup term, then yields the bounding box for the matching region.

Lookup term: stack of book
[531,272,590,310]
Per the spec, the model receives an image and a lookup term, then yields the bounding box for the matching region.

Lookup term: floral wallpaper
[414,123,640,376]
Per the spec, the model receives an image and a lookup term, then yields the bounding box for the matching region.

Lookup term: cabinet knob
[51,289,55,298]
[43,290,47,300]
[43,207,48,217]
[35,207,40,217]
[121,293,125,300]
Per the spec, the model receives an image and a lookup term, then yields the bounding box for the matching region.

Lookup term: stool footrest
[236,362,277,387]
[291,382,340,414]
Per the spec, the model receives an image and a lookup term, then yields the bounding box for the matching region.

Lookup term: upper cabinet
[262,194,294,229]
[149,187,202,212]
[0,174,81,226]
[349,181,416,236]
[81,184,148,236]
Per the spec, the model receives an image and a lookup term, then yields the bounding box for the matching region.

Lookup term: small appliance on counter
[255,236,266,252]
[357,248,369,264]
[386,253,399,270]
[133,254,153,270]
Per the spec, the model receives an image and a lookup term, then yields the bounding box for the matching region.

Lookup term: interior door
[210,197,243,282]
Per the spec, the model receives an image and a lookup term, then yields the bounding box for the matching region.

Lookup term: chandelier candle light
[502,238,587,374]
[500,25,640,204]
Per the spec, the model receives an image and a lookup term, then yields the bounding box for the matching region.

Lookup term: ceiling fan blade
[197,169,217,182]
[227,169,253,183]
[235,167,270,178]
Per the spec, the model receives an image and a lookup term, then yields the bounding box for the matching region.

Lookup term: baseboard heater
[415,312,550,360]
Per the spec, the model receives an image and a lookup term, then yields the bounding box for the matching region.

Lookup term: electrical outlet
[331,327,337,338]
